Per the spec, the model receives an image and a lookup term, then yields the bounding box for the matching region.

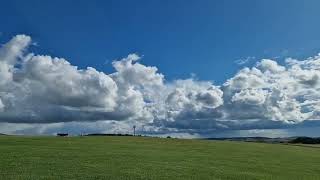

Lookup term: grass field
[0,136,319,180]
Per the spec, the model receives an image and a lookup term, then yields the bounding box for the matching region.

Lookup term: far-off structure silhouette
[133,125,136,136]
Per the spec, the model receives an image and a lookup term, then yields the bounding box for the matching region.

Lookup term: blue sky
[1,0,320,84]
[1,0,320,137]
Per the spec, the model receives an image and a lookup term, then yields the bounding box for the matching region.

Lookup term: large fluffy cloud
[1,35,320,136]
[222,58,320,123]
[154,79,223,128]
[109,54,165,122]
[0,36,121,122]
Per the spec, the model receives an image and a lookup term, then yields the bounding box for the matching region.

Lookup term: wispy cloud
[234,56,255,65]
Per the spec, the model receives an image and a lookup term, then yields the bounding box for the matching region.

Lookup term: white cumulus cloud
[1,34,320,136]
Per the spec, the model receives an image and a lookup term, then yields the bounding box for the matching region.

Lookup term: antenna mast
[133,125,136,136]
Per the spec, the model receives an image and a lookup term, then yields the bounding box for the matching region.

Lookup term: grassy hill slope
[0,136,319,180]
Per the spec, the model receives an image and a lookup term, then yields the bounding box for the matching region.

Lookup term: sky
[1,0,320,137]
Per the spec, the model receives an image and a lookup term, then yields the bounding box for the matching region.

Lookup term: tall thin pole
[133,125,136,136]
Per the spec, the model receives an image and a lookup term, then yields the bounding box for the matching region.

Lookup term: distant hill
[289,137,320,144]
[205,136,320,144]
[205,136,297,143]
[84,133,134,137]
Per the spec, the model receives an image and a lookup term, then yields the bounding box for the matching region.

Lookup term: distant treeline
[205,136,320,144]
[289,137,320,144]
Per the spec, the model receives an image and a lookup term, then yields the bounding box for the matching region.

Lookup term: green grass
[0,136,319,180]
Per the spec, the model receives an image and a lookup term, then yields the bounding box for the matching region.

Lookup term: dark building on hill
[57,133,68,137]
